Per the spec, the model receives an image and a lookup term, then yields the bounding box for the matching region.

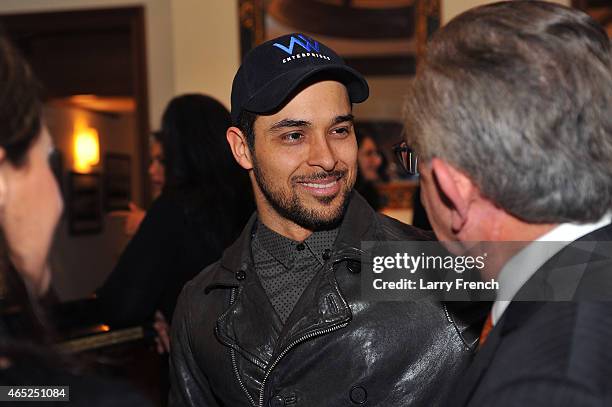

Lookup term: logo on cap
[273,34,320,55]
[274,34,331,64]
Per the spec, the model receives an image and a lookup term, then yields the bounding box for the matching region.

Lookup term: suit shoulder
[375,212,435,241]
[494,302,612,382]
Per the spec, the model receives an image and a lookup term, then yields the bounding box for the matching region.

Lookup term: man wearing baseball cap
[169,33,480,407]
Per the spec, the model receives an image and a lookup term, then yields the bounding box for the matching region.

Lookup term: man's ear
[430,157,475,233]
[226,127,253,170]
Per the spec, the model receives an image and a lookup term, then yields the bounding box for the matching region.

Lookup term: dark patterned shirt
[251,221,338,323]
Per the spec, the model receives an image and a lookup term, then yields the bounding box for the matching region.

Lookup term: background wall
[170,0,240,107]
[355,0,571,122]
[44,104,138,300]
[0,0,573,126]
[0,0,239,127]
[0,0,241,300]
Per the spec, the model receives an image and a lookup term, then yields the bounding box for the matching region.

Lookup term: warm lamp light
[73,125,100,173]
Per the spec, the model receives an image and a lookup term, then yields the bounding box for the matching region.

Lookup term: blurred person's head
[161,94,235,194]
[148,130,165,198]
[403,1,612,245]
[356,133,382,182]
[160,94,252,248]
[0,35,62,297]
[226,34,368,236]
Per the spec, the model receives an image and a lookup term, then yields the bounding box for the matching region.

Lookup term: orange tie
[478,313,493,348]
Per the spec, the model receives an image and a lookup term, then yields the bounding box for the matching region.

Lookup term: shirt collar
[254,221,339,269]
[491,212,612,325]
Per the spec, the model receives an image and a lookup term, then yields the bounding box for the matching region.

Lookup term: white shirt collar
[491,213,612,325]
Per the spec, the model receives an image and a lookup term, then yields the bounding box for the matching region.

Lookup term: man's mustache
[292,170,347,184]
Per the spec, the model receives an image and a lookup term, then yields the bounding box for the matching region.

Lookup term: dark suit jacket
[447,223,612,407]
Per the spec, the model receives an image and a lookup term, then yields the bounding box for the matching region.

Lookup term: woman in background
[148,130,165,199]
[354,132,385,211]
[97,94,253,341]
[0,32,150,405]
[114,130,166,236]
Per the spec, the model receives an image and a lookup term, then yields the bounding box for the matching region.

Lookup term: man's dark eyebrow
[269,119,311,131]
[332,114,354,126]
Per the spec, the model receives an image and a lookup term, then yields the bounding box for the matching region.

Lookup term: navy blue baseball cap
[230,33,369,124]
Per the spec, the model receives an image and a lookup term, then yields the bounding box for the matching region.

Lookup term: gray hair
[403,1,612,223]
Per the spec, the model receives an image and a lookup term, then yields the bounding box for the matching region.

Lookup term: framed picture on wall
[68,172,103,235]
[237,0,440,74]
[104,153,131,211]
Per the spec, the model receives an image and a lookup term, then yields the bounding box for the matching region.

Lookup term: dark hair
[355,131,372,152]
[0,33,56,353]
[0,35,42,166]
[237,109,257,151]
[404,1,612,223]
[160,94,253,250]
[150,130,163,144]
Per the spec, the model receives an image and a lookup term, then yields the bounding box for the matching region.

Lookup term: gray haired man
[403,1,612,406]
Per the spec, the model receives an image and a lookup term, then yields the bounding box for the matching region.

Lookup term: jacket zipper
[257,321,349,407]
[232,347,257,406]
[227,287,258,406]
[257,259,352,406]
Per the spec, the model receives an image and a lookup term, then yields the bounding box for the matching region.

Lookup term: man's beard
[252,160,353,231]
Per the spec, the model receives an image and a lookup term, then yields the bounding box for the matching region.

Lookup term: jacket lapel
[212,213,283,368]
[448,317,503,407]
[449,301,545,407]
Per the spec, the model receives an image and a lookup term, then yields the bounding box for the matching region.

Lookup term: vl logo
[273,34,320,55]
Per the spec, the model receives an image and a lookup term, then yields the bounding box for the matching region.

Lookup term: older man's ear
[430,158,477,234]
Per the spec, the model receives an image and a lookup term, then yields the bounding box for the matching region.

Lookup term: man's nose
[307,135,337,171]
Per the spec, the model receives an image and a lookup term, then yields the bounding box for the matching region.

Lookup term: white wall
[170,0,240,108]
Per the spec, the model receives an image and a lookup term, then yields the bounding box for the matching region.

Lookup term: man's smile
[295,173,344,198]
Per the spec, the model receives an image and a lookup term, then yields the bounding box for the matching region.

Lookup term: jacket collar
[254,221,338,269]
[212,192,377,369]
[209,191,377,292]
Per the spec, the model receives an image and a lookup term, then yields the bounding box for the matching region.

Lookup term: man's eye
[332,127,350,137]
[282,132,303,142]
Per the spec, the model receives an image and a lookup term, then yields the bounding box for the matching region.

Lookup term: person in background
[403,2,612,405]
[357,133,382,182]
[148,130,165,199]
[354,132,385,210]
[97,94,253,350]
[0,31,150,406]
[113,130,166,236]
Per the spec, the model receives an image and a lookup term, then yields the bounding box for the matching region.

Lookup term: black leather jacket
[169,192,482,407]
